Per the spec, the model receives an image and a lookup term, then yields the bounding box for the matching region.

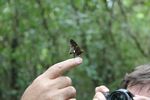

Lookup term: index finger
[43,57,83,79]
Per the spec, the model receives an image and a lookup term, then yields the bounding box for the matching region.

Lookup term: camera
[104,89,134,100]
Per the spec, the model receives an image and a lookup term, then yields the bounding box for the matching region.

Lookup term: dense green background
[0,0,150,100]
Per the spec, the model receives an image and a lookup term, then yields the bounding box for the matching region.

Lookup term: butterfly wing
[69,39,83,57]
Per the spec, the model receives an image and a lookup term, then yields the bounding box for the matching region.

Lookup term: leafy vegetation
[0,0,150,100]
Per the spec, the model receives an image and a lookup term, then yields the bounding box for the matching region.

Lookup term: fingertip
[95,85,109,93]
[74,57,83,64]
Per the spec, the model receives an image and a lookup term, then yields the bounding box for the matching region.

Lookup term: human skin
[128,84,150,99]
[21,57,82,100]
[93,85,150,100]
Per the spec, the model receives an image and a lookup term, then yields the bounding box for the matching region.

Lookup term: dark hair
[122,64,150,89]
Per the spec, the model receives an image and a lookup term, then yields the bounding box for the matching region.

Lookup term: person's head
[122,64,150,97]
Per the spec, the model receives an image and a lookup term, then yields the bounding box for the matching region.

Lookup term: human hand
[21,57,82,100]
[133,95,150,100]
[93,85,109,100]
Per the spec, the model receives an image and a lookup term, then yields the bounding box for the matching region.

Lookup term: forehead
[127,84,150,97]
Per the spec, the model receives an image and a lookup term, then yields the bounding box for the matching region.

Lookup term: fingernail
[75,57,83,64]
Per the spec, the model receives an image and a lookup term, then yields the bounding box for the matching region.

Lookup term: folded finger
[95,85,109,93]
[52,76,72,89]
[58,86,76,100]
[93,92,106,100]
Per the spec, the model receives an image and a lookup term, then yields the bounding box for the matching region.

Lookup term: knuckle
[100,85,106,88]
[94,92,102,99]
[65,76,72,85]
[45,94,55,100]
[34,76,49,90]
[68,86,76,94]
[53,63,62,70]
[95,92,100,96]
[95,85,109,93]
[40,82,49,90]
[45,91,60,100]
[34,75,43,82]
[95,87,99,92]
[46,92,65,100]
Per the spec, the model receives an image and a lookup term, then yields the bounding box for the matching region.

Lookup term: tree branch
[117,0,149,57]
[36,0,49,31]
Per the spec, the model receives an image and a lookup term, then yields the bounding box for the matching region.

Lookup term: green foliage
[0,0,150,100]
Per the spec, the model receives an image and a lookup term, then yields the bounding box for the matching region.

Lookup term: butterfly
[69,39,83,57]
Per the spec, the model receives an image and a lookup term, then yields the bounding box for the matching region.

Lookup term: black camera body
[104,89,134,100]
